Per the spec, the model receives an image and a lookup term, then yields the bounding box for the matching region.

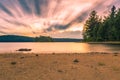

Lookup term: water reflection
[0,42,120,53]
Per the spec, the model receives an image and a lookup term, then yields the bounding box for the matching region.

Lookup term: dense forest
[83,6,120,42]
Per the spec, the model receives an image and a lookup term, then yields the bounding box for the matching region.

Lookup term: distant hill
[0,35,82,42]
[0,35,34,42]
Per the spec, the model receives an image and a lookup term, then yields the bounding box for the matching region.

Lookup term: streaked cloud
[18,0,32,14]
[0,0,120,38]
[0,2,14,16]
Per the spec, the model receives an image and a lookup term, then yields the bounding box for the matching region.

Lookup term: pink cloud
[0,0,119,38]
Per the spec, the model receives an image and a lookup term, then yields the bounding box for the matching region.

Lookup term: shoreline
[86,42,120,44]
[0,52,119,55]
[0,53,120,80]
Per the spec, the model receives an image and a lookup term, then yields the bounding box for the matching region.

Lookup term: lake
[0,42,120,53]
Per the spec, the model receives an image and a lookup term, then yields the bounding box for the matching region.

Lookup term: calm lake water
[0,42,120,53]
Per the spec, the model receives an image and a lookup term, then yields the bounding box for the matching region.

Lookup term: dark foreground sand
[0,53,120,80]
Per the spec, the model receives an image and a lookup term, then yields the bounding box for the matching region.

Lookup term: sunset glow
[0,0,120,38]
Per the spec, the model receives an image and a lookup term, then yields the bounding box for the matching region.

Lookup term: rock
[73,59,79,63]
[17,48,32,51]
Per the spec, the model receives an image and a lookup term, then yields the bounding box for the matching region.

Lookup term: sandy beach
[0,53,120,80]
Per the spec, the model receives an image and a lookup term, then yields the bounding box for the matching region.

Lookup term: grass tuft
[57,70,63,73]
[98,62,105,66]
[112,66,120,71]
[114,54,118,56]
[20,57,25,59]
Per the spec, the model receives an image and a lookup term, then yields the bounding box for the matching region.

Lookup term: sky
[0,0,120,39]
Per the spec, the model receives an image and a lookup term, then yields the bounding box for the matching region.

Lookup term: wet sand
[0,53,120,80]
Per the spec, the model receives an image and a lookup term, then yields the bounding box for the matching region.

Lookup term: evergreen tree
[83,5,120,42]
[115,8,120,40]
[83,11,100,41]
[108,6,117,41]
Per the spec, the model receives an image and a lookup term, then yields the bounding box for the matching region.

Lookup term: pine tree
[83,11,100,41]
[115,8,120,40]
[108,6,117,41]
[83,6,120,42]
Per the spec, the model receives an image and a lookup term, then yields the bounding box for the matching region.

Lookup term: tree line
[0,35,53,42]
[35,36,53,42]
[83,6,120,42]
